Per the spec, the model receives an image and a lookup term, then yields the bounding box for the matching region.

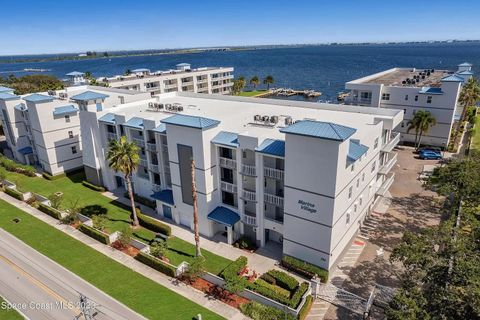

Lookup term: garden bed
[190,277,249,309]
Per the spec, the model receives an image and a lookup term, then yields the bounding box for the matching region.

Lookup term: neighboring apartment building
[80,92,402,270]
[86,63,234,95]
[0,85,150,175]
[345,62,474,148]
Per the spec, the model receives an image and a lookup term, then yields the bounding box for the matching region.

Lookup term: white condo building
[80,92,403,270]
[0,86,150,175]
[345,62,474,148]
[67,63,234,95]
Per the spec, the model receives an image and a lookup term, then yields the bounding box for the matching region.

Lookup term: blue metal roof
[17,146,33,155]
[132,68,150,73]
[151,189,174,205]
[207,206,240,227]
[153,123,166,133]
[418,87,444,95]
[441,75,464,82]
[23,93,54,103]
[53,105,78,116]
[458,62,472,67]
[347,140,369,162]
[70,91,109,101]
[98,113,116,124]
[161,114,220,130]
[14,103,27,112]
[66,71,85,76]
[211,131,239,148]
[0,93,20,101]
[124,117,144,129]
[255,139,285,157]
[176,63,190,66]
[457,70,474,75]
[280,120,356,141]
[0,86,14,93]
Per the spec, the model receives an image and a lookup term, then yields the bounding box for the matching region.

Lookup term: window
[401,122,405,128]
[427,96,432,103]
[71,146,77,154]
[371,161,376,172]
[405,95,408,101]
[354,204,357,213]
[351,163,355,172]
[374,137,379,149]
[348,186,353,200]
[356,179,360,188]
[242,150,246,158]
[362,172,365,182]
[381,93,390,101]
[68,131,73,139]
[403,109,406,114]
[346,212,351,225]
[414,95,418,101]
[65,115,70,122]
[359,197,363,206]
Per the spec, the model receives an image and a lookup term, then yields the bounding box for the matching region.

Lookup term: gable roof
[70,91,109,101]
[124,117,144,129]
[255,139,285,157]
[0,86,14,93]
[280,120,356,141]
[0,92,20,101]
[458,62,472,67]
[98,113,116,124]
[211,131,239,148]
[161,114,220,130]
[441,74,464,82]
[23,93,54,103]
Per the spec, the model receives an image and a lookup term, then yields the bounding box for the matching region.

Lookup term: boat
[337,91,350,101]
[24,68,51,72]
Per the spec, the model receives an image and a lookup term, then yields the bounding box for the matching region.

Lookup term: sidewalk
[0,192,248,320]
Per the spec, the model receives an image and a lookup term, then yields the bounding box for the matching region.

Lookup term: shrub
[298,295,313,320]
[221,256,249,294]
[183,256,205,281]
[254,278,291,298]
[0,167,7,182]
[124,192,156,209]
[92,214,108,231]
[289,282,309,309]
[137,212,171,236]
[48,192,63,209]
[135,252,176,277]
[42,172,66,180]
[239,301,295,320]
[150,240,168,258]
[116,227,132,249]
[260,273,276,286]
[263,269,299,292]
[82,181,106,192]
[78,224,110,244]
[233,236,257,251]
[4,187,24,201]
[281,255,329,282]
[38,202,62,219]
[0,155,36,177]
[247,281,309,308]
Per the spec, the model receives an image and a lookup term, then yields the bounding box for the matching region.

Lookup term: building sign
[298,200,317,214]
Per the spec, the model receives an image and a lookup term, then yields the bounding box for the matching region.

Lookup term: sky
[1,0,479,55]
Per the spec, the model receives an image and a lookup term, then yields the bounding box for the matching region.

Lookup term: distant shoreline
[1,40,479,64]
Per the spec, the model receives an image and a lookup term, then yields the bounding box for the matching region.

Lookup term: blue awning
[17,146,33,155]
[124,117,144,129]
[153,123,166,134]
[347,140,369,163]
[207,206,240,227]
[99,113,116,124]
[151,189,174,205]
[53,105,78,116]
[211,131,239,148]
[255,139,285,157]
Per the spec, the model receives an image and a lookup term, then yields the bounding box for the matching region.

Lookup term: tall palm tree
[107,136,140,226]
[458,77,480,122]
[249,76,259,89]
[191,159,202,257]
[263,75,274,90]
[408,110,436,150]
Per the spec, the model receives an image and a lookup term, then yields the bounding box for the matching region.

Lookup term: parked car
[419,150,443,160]
[418,146,442,153]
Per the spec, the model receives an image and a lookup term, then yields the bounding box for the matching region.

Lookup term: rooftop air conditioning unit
[177,106,184,112]
[262,115,270,122]
[254,115,261,122]
[149,102,154,108]
[270,116,279,124]
[158,103,164,109]
[285,117,293,125]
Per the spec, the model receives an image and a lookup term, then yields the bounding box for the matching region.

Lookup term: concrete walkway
[0,192,248,320]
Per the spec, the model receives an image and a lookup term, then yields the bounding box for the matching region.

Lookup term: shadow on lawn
[168,247,194,259]
[80,205,107,217]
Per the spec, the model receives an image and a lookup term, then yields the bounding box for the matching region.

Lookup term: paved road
[0,228,146,320]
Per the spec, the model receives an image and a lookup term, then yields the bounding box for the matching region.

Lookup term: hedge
[42,172,66,180]
[38,203,62,219]
[247,281,309,309]
[254,278,290,298]
[78,224,110,244]
[0,155,36,177]
[263,269,299,292]
[124,192,156,209]
[297,295,313,320]
[137,213,171,236]
[4,187,24,201]
[134,251,177,277]
[82,181,106,192]
[220,256,248,280]
[281,255,329,283]
[239,301,295,320]
[289,282,309,309]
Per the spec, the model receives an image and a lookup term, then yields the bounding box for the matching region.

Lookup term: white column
[236,148,244,235]
[227,226,233,244]
[255,152,265,247]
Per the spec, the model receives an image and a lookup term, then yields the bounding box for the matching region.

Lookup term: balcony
[382,132,400,153]
[378,153,397,175]
[241,189,256,202]
[376,173,395,196]
[264,167,284,180]
[219,157,237,170]
[164,83,178,90]
[197,78,208,84]
[146,142,157,152]
[348,97,372,105]
[150,164,160,173]
[107,132,118,141]
[241,164,256,176]
[242,214,257,226]
[152,184,162,192]
[132,137,145,148]
[264,193,284,207]
[139,159,148,167]
[220,181,237,193]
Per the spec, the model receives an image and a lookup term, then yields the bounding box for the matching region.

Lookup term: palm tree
[263,75,274,90]
[458,77,480,122]
[124,69,132,76]
[407,110,436,149]
[191,159,202,257]
[107,136,140,226]
[249,76,259,90]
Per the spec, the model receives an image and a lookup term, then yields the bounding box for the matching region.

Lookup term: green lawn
[4,171,232,274]
[472,114,480,150]
[0,297,23,320]
[0,200,224,320]
[237,90,267,97]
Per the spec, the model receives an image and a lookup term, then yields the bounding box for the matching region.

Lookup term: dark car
[419,150,442,160]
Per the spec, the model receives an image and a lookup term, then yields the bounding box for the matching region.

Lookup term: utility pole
[75,294,94,320]
[191,159,202,257]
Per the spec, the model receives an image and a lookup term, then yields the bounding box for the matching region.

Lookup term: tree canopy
[0,74,64,95]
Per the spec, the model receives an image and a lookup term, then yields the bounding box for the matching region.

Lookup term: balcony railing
[382,132,400,153]
[150,164,160,173]
[241,189,256,202]
[378,153,397,175]
[107,132,118,141]
[132,137,145,148]
[164,83,178,89]
[348,97,372,105]
[152,184,162,192]
[376,173,395,196]
[219,157,237,169]
[264,193,284,207]
[242,214,257,226]
[220,181,237,193]
[241,164,256,176]
[146,142,157,152]
[264,167,284,180]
